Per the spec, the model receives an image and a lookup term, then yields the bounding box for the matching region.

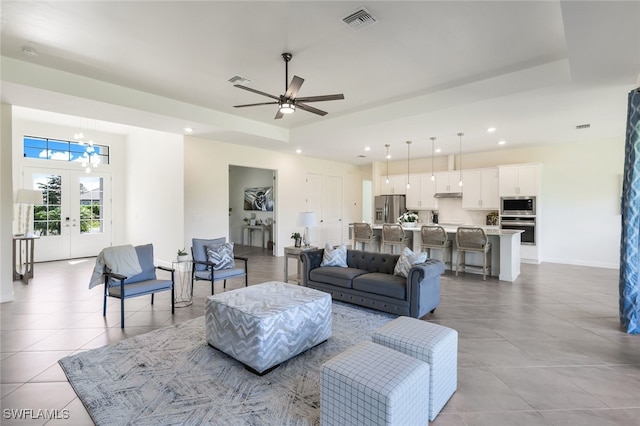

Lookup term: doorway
[24,167,112,261]
[228,165,276,254]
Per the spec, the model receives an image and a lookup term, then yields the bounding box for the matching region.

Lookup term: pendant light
[457,132,464,187]
[430,137,436,181]
[406,140,412,189]
[384,144,390,184]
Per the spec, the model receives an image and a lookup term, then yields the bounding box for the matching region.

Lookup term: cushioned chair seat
[194,267,249,281]
[352,272,407,299]
[108,279,173,298]
[309,267,368,289]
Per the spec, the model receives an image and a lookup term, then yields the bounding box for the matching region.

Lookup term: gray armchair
[191,237,248,295]
[103,243,174,328]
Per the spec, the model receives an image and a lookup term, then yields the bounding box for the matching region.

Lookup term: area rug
[59,302,396,425]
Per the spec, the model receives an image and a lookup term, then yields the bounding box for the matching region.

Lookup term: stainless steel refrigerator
[374,195,406,224]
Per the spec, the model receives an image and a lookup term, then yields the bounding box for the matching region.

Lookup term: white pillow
[394,247,427,278]
[321,243,348,267]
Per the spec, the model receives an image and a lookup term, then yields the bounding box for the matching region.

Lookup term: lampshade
[297,212,318,227]
[15,189,43,205]
[279,102,296,114]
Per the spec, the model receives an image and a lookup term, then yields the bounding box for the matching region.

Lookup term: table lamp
[297,212,318,248]
[15,189,43,236]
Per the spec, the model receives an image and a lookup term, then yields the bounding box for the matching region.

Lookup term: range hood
[434,192,463,199]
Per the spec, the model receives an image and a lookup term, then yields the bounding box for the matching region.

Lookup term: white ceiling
[1,1,639,164]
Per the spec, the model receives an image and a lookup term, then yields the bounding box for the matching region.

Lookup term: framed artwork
[244,187,274,211]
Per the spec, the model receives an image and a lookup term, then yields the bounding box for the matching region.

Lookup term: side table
[284,245,317,284]
[171,260,193,307]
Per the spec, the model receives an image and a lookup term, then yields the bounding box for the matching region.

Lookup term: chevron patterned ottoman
[205,281,332,375]
[320,340,430,426]
[372,316,458,421]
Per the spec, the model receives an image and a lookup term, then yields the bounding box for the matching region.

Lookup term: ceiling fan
[233,53,345,119]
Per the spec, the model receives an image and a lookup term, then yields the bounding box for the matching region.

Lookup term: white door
[25,167,112,261]
[305,173,324,247]
[324,175,343,246]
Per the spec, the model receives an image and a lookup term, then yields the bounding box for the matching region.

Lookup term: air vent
[576,123,591,130]
[357,155,367,158]
[228,76,252,85]
[343,7,378,31]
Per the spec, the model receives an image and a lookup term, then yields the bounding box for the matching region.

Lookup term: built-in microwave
[501,196,536,216]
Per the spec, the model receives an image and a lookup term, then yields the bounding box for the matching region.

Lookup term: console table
[13,235,38,283]
[241,224,272,249]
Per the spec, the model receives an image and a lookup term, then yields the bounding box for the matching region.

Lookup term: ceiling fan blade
[234,84,280,101]
[274,109,284,120]
[234,101,279,108]
[295,102,328,116]
[295,94,345,103]
[285,76,304,99]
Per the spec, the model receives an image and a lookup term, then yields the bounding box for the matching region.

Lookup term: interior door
[324,175,343,246]
[305,173,324,247]
[24,167,112,261]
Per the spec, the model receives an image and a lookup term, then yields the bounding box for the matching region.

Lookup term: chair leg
[103,293,107,317]
[120,297,125,329]
[223,279,227,289]
[171,286,175,315]
[151,293,154,305]
[211,279,215,295]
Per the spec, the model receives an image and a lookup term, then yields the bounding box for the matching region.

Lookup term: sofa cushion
[321,244,348,267]
[310,267,368,289]
[394,247,428,278]
[352,272,407,299]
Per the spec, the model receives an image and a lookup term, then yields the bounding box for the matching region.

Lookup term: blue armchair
[191,237,248,295]
[103,244,175,328]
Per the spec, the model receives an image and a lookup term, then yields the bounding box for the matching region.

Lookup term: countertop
[363,224,522,236]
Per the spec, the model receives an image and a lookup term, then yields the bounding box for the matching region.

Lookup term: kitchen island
[351,224,522,282]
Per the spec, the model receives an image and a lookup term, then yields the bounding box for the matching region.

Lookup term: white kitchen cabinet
[407,173,438,210]
[498,164,540,196]
[379,174,407,195]
[462,168,499,209]
[435,171,462,194]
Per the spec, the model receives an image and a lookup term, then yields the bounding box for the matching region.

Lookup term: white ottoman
[205,281,332,374]
[320,341,430,426]
[372,316,458,421]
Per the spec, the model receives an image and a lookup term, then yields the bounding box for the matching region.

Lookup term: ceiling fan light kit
[233,53,344,119]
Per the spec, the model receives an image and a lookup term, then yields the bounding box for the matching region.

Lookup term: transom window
[23,135,110,166]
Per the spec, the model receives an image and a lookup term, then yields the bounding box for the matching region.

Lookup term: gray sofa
[299,248,444,318]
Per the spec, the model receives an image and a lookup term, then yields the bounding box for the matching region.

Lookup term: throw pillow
[321,243,348,267]
[394,247,428,278]
[206,242,235,271]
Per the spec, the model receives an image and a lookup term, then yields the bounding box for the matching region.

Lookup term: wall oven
[501,196,535,216]
[501,216,536,245]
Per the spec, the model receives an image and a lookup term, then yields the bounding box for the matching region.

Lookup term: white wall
[376,137,624,268]
[1,104,15,302]
[184,136,361,256]
[229,166,274,247]
[124,129,184,264]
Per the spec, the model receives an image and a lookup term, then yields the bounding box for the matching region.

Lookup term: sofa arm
[407,259,445,318]
[299,249,324,287]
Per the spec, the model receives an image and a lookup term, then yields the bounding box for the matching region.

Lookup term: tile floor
[1,246,639,425]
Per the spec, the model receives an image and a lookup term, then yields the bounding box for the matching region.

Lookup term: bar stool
[420,225,452,270]
[455,227,491,280]
[382,223,409,254]
[353,223,379,251]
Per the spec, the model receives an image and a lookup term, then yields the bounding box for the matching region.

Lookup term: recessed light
[296,149,302,154]
[386,154,391,159]
[183,127,193,133]
[487,127,496,133]
[22,46,38,57]
[364,146,371,151]
[498,140,506,145]
[435,148,442,153]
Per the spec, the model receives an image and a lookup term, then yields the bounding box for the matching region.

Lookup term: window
[23,136,110,166]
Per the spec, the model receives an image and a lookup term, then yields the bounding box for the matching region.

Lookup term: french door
[305,173,343,247]
[24,167,112,261]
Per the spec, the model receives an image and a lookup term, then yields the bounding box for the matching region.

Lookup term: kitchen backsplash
[414,198,496,226]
